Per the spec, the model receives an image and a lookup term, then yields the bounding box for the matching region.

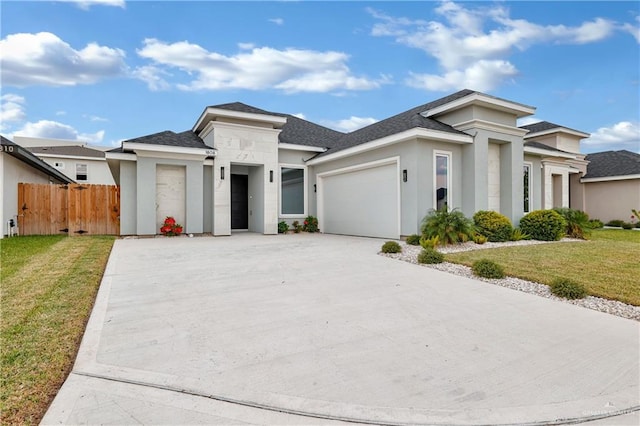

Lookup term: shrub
[622,222,634,230]
[292,221,302,233]
[510,228,530,241]
[588,219,604,229]
[605,219,625,227]
[549,278,587,299]
[473,234,488,244]
[473,210,513,242]
[419,235,440,249]
[417,248,444,264]
[553,207,591,239]
[472,259,505,279]
[381,241,402,254]
[519,210,567,241]
[421,207,474,245]
[302,215,319,233]
[278,221,289,234]
[406,234,421,245]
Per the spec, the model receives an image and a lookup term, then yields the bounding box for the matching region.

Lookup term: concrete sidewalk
[42,234,639,425]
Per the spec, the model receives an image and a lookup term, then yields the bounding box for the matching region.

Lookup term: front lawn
[445,229,640,306]
[1,235,115,425]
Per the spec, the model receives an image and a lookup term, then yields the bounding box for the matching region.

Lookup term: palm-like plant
[420,207,474,245]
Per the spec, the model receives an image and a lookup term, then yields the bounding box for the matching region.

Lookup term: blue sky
[1,0,639,154]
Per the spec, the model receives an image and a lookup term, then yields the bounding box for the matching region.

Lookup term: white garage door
[320,160,399,239]
[156,165,186,232]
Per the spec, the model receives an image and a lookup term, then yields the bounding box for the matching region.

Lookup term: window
[76,163,88,181]
[434,151,451,211]
[523,163,532,213]
[280,166,306,216]
[54,162,65,169]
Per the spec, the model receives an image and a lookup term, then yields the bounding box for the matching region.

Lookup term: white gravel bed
[381,241,640,322]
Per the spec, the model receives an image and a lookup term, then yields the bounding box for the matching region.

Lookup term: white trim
[524,146,576,159]
[122,142,216,158]
[307,128,472,166]
[278,143,326,153]
[193,107,287,133]
[524,127,589,139]
[279,163,308,218]
[581,174,640,183]
[316,156,401,238]
[523,161,533,213]
[33,153,105,161]
[422,93,536,119]
[453,119,530,137]
[433,150,452,210]
[105,152,137,161]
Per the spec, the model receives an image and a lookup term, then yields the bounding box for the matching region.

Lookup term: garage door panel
[321,163,399,239]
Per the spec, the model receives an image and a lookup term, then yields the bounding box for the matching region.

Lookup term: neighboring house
[106,89,629,239]
[1,136,74,238]
[14,136,115,185]
[581,150,640,223]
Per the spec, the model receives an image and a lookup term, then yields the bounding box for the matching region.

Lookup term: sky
[1,0,639,154]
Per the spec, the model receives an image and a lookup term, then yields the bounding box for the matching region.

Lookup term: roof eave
[422,92,536,119]
[193,107,287,134]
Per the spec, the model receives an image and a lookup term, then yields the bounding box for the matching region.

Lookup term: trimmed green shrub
[473,234,488,244]
[406,234,421,245]
[519,210,567,241]
[421,207,474,245]
[417,248,444,264]
[510,228,530,241]
[588,219,604,229]
[381,241,402,254]
[277,221,289,234]
[419,235,440,249]
[549,278,587,299]
[553,207,591,239]
[292,221,302,233]
[302,215,319,232]
[472,259,505,279]
[622,222,634,230]
[605,219,625,227]
[473,210,513,242]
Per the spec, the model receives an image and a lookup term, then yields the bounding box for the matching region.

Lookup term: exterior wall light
[403,169,408,182]
[269,170,273,182]
[221,166,225,180]
[314,184,317,193]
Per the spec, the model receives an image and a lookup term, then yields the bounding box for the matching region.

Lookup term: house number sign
[1,145,15,152]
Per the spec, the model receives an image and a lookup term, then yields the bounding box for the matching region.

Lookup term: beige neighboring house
[14,136,115,185]
[581,150,640,223]
[1,136,74,238]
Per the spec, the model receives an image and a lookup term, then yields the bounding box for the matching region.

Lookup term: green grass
[1,236,115,425]
[445,229,640,306]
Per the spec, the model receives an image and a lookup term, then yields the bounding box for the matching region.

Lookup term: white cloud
[370,1,627,92]
[62,0,125,10]
[13,120,105,144]
[583,121,640,152]
[85,114,109,122]
[0,94,27,129]
[269,18,284,26]
[238,42,255,50]
[56,110,67,116]
[0,32,127,87]
[621,16,640,43]
[292,113,306,120]
[136,38,384,93]
[323,116,378,132]
[131,65,171,91]
[517,117,542,127]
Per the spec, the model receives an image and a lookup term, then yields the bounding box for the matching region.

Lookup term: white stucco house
[106,89,606,239]
[14,136,115,185]
[1,136,74,238]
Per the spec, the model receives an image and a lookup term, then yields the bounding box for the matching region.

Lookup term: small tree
[421,207,474,245]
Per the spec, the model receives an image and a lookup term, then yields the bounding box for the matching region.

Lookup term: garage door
[156,165,186,232]
[319,160,399,239]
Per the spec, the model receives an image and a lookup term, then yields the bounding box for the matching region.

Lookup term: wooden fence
[17,183,120,236]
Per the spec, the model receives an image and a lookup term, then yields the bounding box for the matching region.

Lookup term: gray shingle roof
[583,150,640,179]
[524,141,573,154]
[520,121,586,136]
[1,136,75,183]
[27,145,105,159]
[123,130,208,149]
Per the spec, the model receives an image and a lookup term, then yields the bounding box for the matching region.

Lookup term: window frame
[523,161,533,213]
[279,164,307,218]
[433,150,452,211]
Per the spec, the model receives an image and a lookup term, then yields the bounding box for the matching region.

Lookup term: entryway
[231,174,248,230]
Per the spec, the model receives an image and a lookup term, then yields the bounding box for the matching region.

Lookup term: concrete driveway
[43,233,639,425]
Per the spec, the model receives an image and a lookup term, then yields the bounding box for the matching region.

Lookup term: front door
[231,174,248,229]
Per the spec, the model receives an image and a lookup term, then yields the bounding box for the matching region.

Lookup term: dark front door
[231,174,248,229]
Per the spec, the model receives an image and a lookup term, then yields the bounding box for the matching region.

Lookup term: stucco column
[213,160,231,236]
[461,132,488,217]
[500,139,524,223]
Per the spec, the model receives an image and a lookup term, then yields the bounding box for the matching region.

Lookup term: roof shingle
[27,145,105,158]
[583,150,640,179]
